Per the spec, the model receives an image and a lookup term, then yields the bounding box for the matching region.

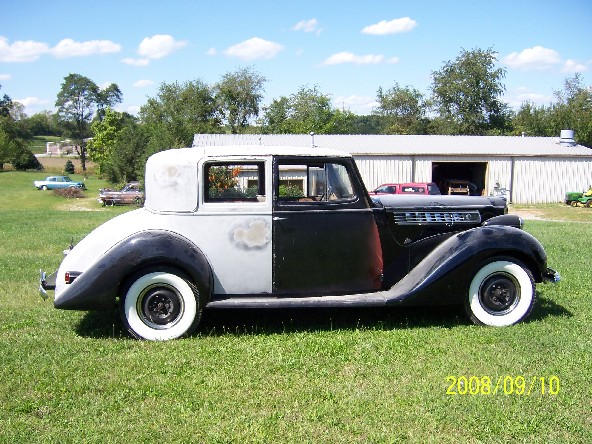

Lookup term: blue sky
[2,0,591,117]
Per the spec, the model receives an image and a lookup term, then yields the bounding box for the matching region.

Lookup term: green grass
[0,171,590,443]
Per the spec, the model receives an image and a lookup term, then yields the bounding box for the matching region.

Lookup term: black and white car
[40,146,559,340]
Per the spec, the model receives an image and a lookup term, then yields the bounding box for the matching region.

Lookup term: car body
[33,176,85,190]
[40,146,559,340]
[369,182,440,196]
[98,181,144,206]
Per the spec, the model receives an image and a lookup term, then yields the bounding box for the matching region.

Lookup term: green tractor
[566,186,592,207]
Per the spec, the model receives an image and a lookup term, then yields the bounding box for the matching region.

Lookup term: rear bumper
[543,267,561,284]
[39,270,57,300]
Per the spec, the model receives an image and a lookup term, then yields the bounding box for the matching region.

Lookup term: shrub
[11,148,43,171]
[64,159,75,174]
[53,188,85,199]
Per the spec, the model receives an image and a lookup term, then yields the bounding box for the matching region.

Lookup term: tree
[110,122,148,183]
[214,67,267,134]
[0,84,11,118]
[550,74,592,147]
[261,85,354,134]
[511,74,592,147]
[24,111,61,136]
[96,84,123,121]
[55,74,100,171]
[87,108,130,175]
[373,83,428,134]
[139,79,221,157]
[430,48,509,135]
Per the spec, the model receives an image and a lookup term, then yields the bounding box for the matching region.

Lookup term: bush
[11,148,43,171]
[64,159,75,174]
[53,188,85,199]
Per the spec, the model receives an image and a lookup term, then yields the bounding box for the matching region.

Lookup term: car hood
[373,194,506,209]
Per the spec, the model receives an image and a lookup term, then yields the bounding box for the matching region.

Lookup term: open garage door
[432,162,488,196]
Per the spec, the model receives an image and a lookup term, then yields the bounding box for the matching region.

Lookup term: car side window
[276,161,357,204]
[204,161,266,203]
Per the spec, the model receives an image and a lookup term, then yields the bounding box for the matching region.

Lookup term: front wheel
[119,270,201,340]
[465,259,535,327]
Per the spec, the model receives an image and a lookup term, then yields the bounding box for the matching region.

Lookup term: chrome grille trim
[390,210,481,225]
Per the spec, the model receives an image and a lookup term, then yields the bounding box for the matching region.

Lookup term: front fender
[385,225,548,306]
[54,230,213,310]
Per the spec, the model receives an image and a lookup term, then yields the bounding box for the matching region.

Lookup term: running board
[205,292,392,309]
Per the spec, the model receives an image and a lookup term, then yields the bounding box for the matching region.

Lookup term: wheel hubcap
[139,285,183,328]
[479,273,520,315]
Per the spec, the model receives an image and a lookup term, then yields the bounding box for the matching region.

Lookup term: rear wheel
[465,258,535,326]
[119,270,201,340]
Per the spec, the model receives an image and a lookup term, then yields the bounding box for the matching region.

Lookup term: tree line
[1,48,590,184]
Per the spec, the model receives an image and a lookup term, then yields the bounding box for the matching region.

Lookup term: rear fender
[54,230,213,310]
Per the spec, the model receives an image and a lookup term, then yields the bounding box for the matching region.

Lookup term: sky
[2,0,591,117]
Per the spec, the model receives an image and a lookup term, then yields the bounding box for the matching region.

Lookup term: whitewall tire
[120,271,201,340]
[466,259,535,327]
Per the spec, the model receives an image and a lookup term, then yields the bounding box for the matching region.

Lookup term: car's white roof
[144,145,352,213]
[149,145,352,165]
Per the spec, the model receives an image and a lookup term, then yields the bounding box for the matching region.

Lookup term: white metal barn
[192,133,592,204]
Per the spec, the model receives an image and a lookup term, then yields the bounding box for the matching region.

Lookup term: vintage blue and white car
[33,175,85,190]
[40,146,559,340]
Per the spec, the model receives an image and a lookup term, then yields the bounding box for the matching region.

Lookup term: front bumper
[39,270,57,300]
[543,267,561,284]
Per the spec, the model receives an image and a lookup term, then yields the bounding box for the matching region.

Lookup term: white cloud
[562,59,588,73]
[133,79,154,88]
[223,37,284,61]
[50,38,121,58]
[503,46,561,70]
[15,96,48,107]
[504,87,552,108]
[323,51,388,65]
[137,35,187,60]
[121,57,150,66]
[126,105,141,115]
[0,36,121,62]
[335,95,377,114]
[362,17,417,35]
[206,47,217,56]
[0,36,49,62]
[293,18,322,34]
[0,73,11,81]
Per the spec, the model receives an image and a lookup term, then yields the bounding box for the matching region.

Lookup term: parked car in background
[33,176,85,190]
[98,181,144,206]
[40,146,558,341]
[370,182,440,196]
[399,182,441,195]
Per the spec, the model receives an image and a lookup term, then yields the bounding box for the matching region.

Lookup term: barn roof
[193,134,592,158]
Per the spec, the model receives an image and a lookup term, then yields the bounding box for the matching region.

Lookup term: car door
[194,158,273,295]
[272,157,383,295]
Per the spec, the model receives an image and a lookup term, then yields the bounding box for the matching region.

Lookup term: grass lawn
[0,171,590,443]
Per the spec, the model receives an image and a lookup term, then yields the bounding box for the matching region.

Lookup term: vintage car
[33,175,85,190]
[369,182,440,196]
[98,181,144,206]
[39,146,559,340]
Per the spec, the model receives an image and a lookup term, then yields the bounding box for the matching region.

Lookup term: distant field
[0,170,590,443]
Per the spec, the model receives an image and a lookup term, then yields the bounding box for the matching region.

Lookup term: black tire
[465,258,536,327]
[586,200,592,208]
[119,270,202,340]
[41,185,48,191]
